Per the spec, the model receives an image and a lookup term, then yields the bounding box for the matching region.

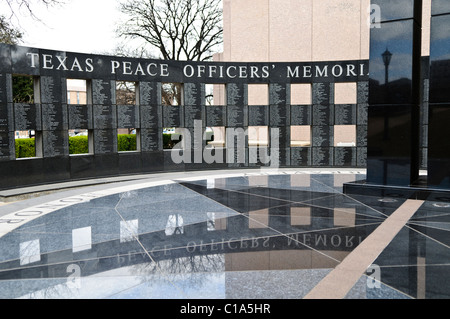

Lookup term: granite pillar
[428,2,450,188]
[367,0,422,186]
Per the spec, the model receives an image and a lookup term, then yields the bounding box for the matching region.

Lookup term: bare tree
[2,0,64,21]
[116,0,223,62]
[0,15,22,44]
[1,0,64,44]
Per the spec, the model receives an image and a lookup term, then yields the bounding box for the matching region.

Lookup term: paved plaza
[0,168,448,299]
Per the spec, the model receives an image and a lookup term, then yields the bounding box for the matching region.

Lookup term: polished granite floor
[0,170,449,299]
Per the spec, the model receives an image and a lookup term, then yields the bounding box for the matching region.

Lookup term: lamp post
[382,48,393,85]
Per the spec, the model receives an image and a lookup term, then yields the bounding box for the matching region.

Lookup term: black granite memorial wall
[0,42,429,191]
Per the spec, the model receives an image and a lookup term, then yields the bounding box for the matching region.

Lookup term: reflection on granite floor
[0,171,448,299]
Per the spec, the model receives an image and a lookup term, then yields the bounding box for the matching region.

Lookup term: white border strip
[304,199,425,299]
[0,180,174,238]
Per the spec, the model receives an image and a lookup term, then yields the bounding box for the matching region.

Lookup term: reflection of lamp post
[382,49,393,141]
[382,48,393,85]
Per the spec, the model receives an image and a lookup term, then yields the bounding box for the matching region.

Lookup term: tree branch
[117,0,223,61]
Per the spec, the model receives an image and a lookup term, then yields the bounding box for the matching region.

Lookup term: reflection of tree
[114,190,226,290]
[131,253,225,290]
[16,277,79,299]
[165,214,184,236]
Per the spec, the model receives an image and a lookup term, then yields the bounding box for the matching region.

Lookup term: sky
[2,0,126,54]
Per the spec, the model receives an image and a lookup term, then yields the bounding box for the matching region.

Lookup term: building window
[162,83,183,106]
[248,84,268,105]
[67,79,87,105]
[67,79,92,155]
[116,82,139,152]
[291,83,312,105]
[206,84,226,106]
[72,227,92,253]
[334,125,356,147]
[163,128,183,149]
[290,207,311,226]
[291,125,311,147]
[334,82,357,104]
[334,208,356,227]
[13,75,42,159]
[249,209,269,229]
[116,81,137,105]
[206,126,226,148]
[248,126,269,147]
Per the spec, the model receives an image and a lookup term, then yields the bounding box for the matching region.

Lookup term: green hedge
[15,133,180,158]
[15,138,35,158]
[68,134,137,154]
[69,135,89,154]
[163,133,176,149]
[117,134,137,152]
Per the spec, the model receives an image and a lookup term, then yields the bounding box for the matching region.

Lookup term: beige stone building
[216,0,431,62]
[217,0,370,63]
[213,0,432,151]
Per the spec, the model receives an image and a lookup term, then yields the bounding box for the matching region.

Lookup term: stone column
[366,0,422,186]
[428,1,450,188]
